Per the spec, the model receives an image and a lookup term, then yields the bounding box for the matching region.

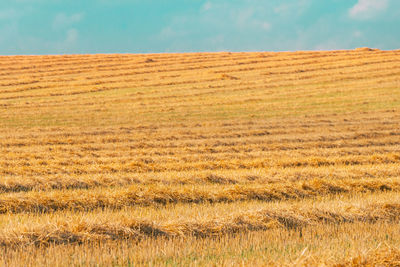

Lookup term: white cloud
[236,8,255,28]
[154,1,274,52]
[349,0,388,19]
[314,40,342,51]
[353,31,363,38]
[260,22,271,31]
[0,8,20,20]
[202,1,212,12]
[203,3,271,32]
[274,0,311,16]
[65,28,78,44]
[158,26,178,39]
[52,13,84,30]
[51,28,79,53]
[50,13,82,53]
[236,7,272,31]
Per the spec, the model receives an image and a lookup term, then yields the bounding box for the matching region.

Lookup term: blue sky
[0,0,399,55]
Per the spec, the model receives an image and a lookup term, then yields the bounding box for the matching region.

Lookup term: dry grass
[0,177,399,214]
[2,222,400,266]
[0,49,400,266]
[335,247,400,266]
[1,192,400,247]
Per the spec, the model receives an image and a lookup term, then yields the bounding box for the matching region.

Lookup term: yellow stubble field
[1,49,400,266]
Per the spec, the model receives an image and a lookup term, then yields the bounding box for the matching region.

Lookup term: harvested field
[1,49,400,266]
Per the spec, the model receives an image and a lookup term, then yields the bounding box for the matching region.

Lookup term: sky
[0,0,399,55]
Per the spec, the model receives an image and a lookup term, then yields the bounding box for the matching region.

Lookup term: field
[1,49,400,266]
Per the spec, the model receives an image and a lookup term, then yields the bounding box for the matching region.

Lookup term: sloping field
[1,49,400,266]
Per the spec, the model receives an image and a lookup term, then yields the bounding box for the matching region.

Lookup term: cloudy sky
[0,0,399,55]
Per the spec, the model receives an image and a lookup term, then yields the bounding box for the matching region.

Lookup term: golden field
[0,49,400,266]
